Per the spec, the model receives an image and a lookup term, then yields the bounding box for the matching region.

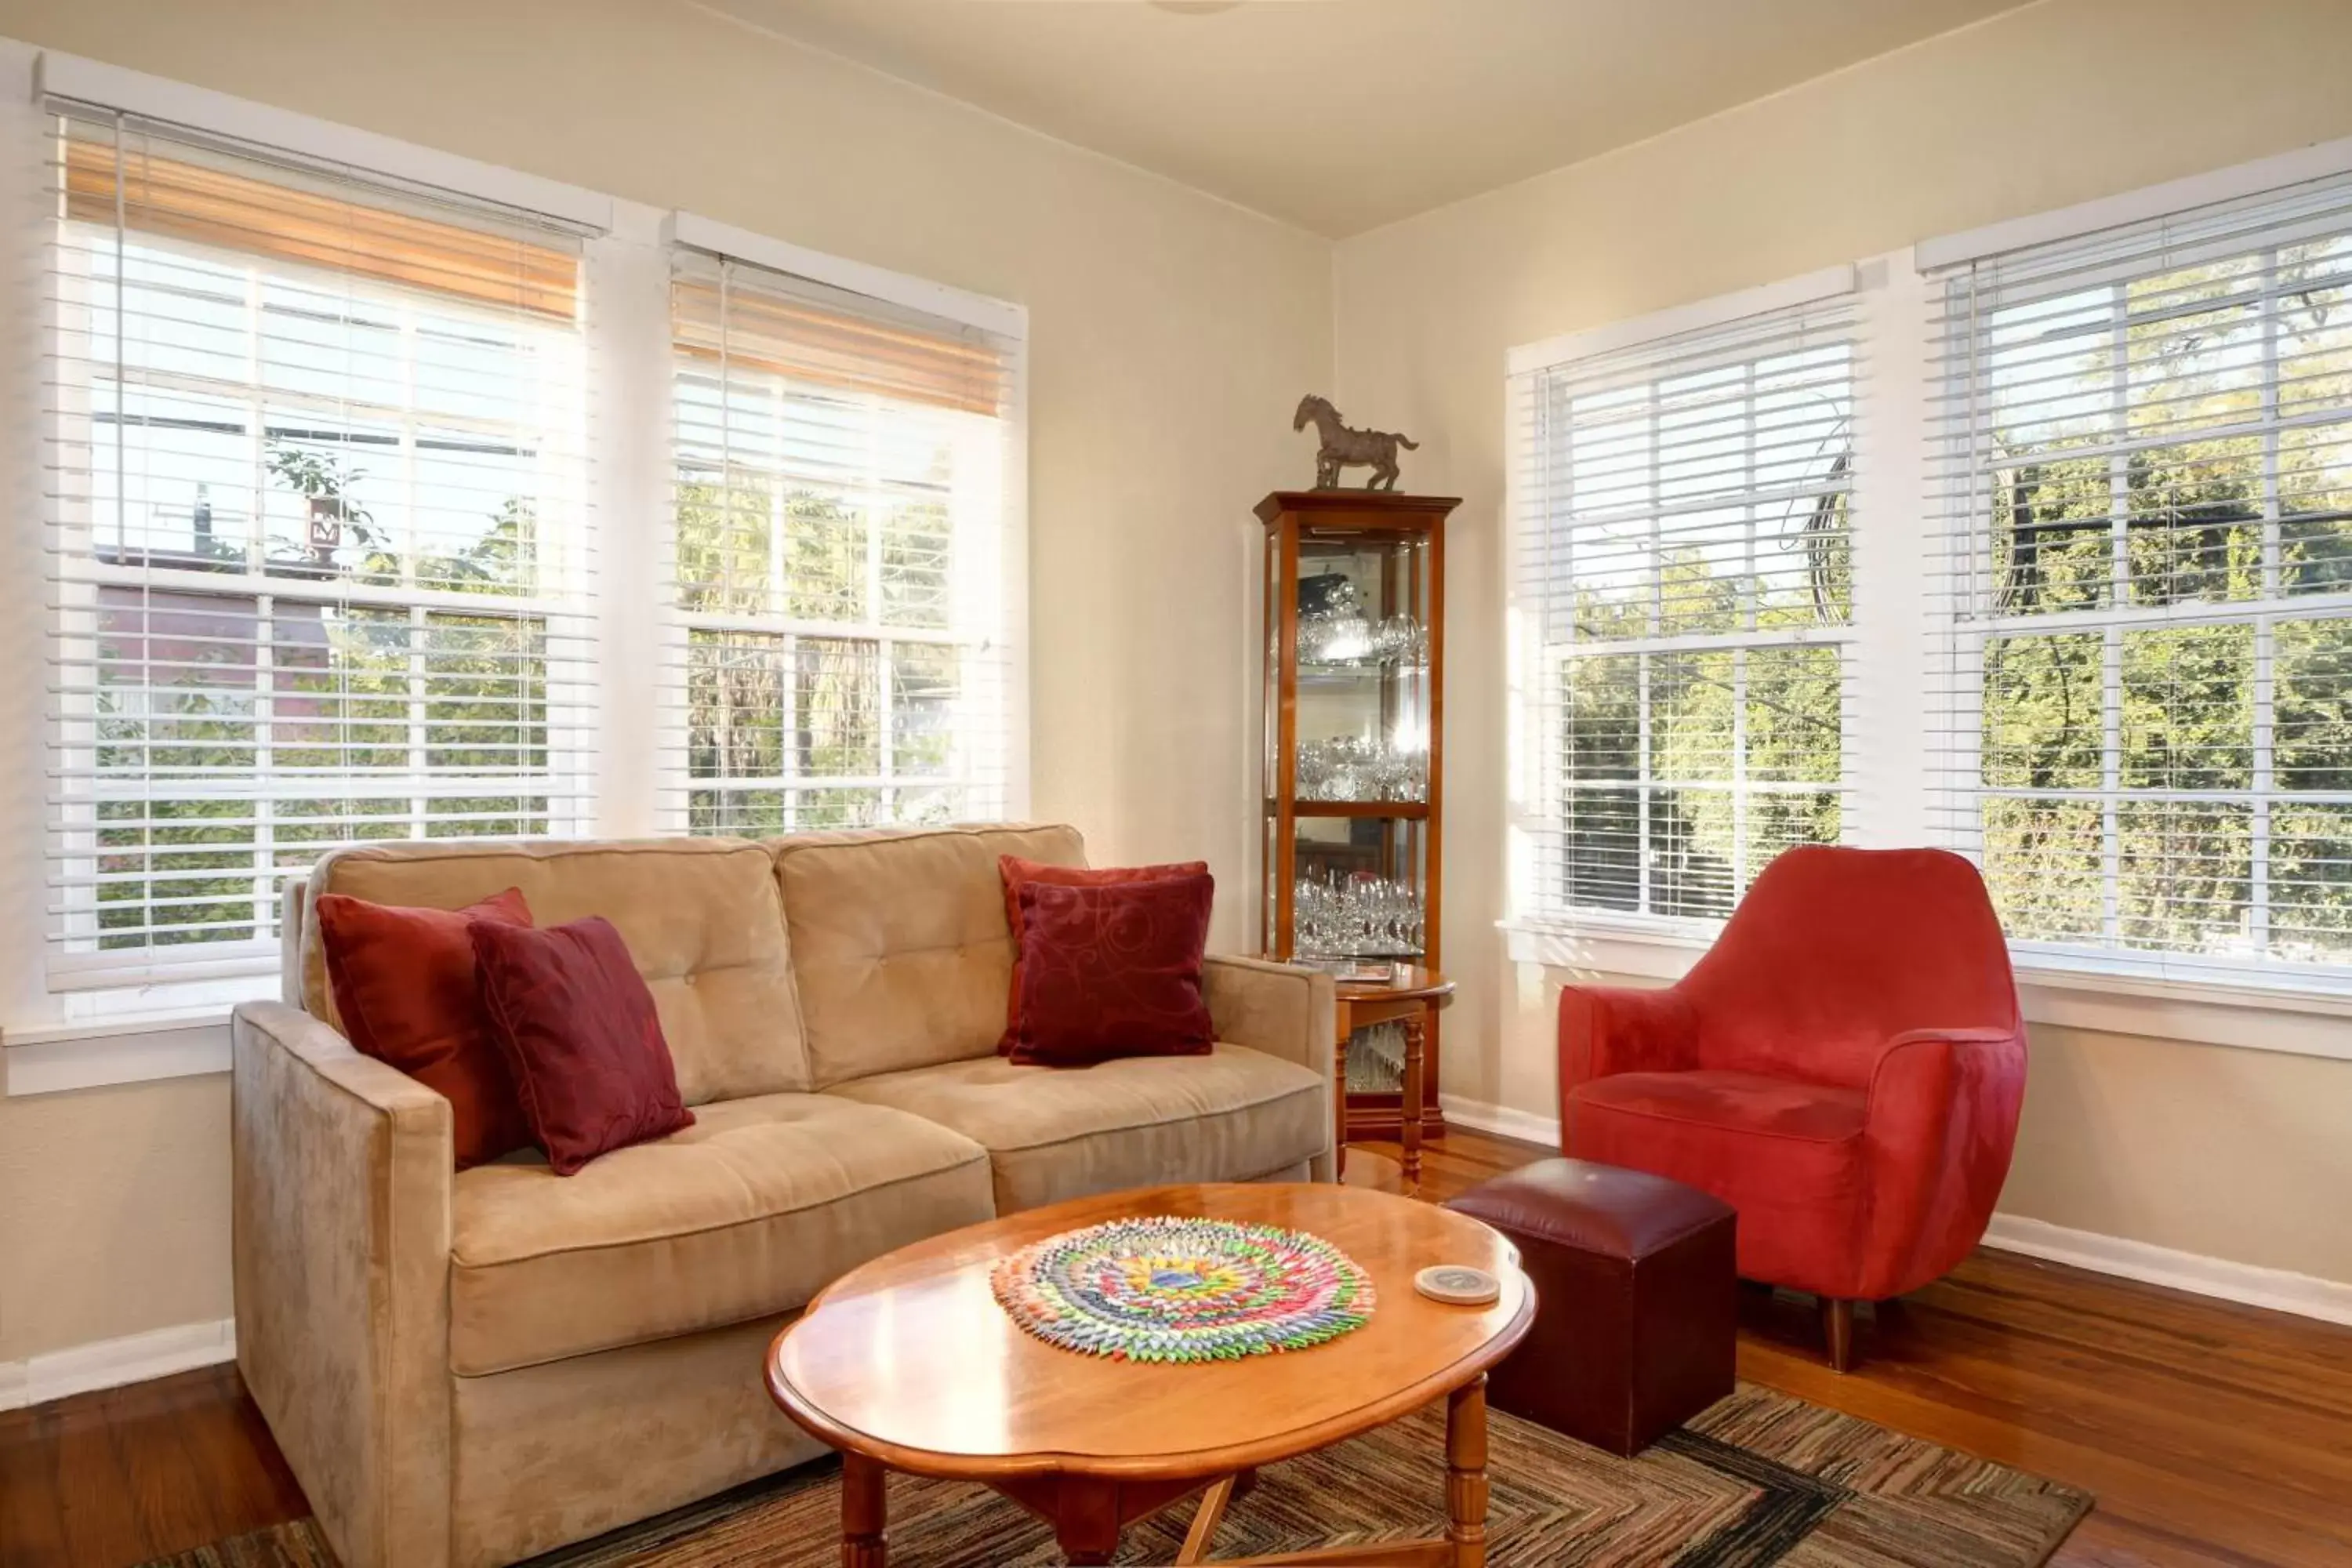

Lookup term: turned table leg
[1334,1025,1351,1181]
[1446,1375,1489,1568]
[841,1453,887,1568]
[1402,1014,1427,1192]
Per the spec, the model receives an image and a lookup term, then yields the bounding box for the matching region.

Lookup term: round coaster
[1414,1265,1501,1306]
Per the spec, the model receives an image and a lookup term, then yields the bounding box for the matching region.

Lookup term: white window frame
[45,210,597,990]
[657,214,1030,836]
[1506,264,1865,941]
[1928,252,2352,994]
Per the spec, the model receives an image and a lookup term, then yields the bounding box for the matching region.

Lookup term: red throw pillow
[469,916,695,1175]
[316,887,535,1169]
[999,855,1209,1054]
[1008,873,1217,1066]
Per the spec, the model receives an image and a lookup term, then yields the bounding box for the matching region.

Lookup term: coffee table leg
[1402,1014,1426,1192]
[1446,1376,1489,1568]
[1056,1478,1123,1565]
[841,1452,887,1568]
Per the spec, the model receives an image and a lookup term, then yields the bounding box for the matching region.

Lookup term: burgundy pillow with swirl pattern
[470,916,694,1174]
[1008,873,1216,1066]
[997,855,1209,1054]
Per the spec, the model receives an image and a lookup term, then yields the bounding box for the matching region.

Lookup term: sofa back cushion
[299,838,808,1103]
[770,823,1085,1087]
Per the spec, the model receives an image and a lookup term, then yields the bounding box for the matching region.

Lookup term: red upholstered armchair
[1558,846,2026,1370]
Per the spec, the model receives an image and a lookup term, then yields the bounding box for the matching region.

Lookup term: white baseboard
[1439,1093,1561,1149]
[0,1318,236,1412]
[1980,1214,2352,1327]
[1437,1093,2352,1328]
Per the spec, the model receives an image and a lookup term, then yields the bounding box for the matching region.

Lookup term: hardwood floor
[0,1361,307,1568]
[5,1127,2348,1567]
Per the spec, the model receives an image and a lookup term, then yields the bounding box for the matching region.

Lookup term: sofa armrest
[232,1001,454,1568]
[1203,955,1338,1181]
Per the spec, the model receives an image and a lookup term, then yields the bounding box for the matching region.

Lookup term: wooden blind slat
[64,136,578,322]
[670,278,1006,416]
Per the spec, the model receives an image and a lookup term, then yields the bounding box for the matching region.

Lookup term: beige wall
[0,0,1331,1363]
[0,1076,234,1361]
[2009,1023,2352,1283]
[1332,0,2352,1285]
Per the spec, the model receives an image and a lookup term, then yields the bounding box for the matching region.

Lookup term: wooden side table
[1334,966,1453,1192]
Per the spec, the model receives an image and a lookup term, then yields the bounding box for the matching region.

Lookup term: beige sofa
[230,823,1336,1568]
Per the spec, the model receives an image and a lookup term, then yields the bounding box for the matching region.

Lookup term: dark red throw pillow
[316,887,535,1170]
[1008,873,1217,1066]
[998,855,1210,1054]
[469,916,695,1175]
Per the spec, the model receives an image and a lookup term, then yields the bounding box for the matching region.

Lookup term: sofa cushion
[448,1093,993,1375]
[1564,1069,1866,1288]
[302,838,809,1105]
[769,822,1085,1087]
[823,1044,1327,1213]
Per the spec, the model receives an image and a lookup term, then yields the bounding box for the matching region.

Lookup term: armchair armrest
[1857,1025,2027,1300]
[232,1001,454,1568]
[1557,982,1699,1095]
[1203,955,1338,1181]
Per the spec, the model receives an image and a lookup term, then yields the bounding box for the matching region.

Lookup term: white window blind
[663,249,1021,834]
[45,107,594,989]
[1513,293,1858,924]
[1928,170,2352,985]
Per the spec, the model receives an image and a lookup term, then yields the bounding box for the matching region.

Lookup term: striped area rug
[149,1385,2090,1567]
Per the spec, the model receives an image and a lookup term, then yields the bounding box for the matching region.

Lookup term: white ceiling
[702,0,2032,236]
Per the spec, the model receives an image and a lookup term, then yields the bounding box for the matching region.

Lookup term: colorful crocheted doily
[990,1216,1376,1363]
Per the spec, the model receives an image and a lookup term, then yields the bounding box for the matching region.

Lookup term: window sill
[2,1008,236,1096]
[1501,920,2352,1063]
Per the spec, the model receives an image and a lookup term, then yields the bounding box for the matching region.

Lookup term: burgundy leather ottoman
[1446,1157,1736,1456]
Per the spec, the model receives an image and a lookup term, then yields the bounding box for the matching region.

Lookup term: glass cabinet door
[1267,527,1436,966]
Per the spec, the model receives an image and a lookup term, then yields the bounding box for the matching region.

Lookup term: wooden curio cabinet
[1258,490,1456,1139]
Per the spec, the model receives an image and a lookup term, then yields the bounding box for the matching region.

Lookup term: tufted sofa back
[766,822,1086,1087]
[292,837,808,1105]
[287,823,1107,1105]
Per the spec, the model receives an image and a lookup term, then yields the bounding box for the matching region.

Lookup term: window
[1930,172,2352,985]
[665,249,1021,834]
[1512,289,1857,924]
[45,109,591,989]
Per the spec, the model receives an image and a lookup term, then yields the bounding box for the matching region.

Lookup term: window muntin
[1518,300,1856,924]
[1934,190,2352,982]
[48,113,589,985]
[665,253,1017,835]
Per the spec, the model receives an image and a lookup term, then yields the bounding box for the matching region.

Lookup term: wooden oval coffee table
[767,1182,1534,1567]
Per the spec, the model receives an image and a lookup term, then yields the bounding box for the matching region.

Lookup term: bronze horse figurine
[1294,395,1418,491]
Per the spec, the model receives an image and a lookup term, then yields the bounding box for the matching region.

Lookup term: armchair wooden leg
[1820,1297,1857,1373]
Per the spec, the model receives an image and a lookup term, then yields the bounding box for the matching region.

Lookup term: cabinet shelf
[1269,800,1430,820]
